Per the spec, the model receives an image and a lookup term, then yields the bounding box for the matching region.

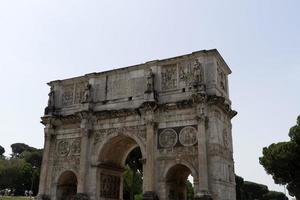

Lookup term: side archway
[56,170,78,200]
[163,163,196,200]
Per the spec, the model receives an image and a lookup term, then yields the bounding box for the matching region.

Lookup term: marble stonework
[38,49,237,200]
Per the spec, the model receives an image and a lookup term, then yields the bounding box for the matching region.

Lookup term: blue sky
[0,0,299,197]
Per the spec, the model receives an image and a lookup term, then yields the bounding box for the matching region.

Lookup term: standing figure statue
[82,83,91,103]
[145,68,154,93]
[44,86,55,115]
[192,59,204,86]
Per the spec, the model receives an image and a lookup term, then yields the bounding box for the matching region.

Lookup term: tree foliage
[0,143,42,196]
[186,179,194,200]
[260,115,300,199]
[0,145,5,158]
[262,191,288,200]
[123,147,143,200]
[235,175,288,200]
[11,143,36,158]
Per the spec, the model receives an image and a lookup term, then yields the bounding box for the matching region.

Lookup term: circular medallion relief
[179,126,197,146]
[159,128,177,148]
[57,140,70,157]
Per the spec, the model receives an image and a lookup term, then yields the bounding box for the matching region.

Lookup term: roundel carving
[179,126,197,146]
[57,140,70,157]
[159,129,177,148]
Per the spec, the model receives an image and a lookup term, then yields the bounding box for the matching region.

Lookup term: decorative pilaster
[193,92,212,199]
[140,102,158,200]
[38,117,55,196]
[77,112,93,194]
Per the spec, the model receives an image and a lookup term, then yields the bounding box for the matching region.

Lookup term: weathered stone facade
[38,49,237,200]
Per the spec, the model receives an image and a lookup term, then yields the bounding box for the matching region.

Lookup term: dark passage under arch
[56,171,77,200]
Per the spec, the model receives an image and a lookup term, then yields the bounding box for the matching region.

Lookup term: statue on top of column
[82,83,91,103]
[145,68,154,93]
[44,86,55,115]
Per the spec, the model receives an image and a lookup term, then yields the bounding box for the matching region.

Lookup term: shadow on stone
[194,194,213,200]
[142,191,159,200]
[71,193,90,200]
[35,194,51,200]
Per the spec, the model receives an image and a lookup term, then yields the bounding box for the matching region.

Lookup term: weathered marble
[38,49,237,200]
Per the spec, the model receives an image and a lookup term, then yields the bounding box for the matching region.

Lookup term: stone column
[142,106,158,200]
[77,115,92,194]
[195,103,212,200]
[38,122,54,196]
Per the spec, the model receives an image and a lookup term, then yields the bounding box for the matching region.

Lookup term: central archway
[97,134,144,200]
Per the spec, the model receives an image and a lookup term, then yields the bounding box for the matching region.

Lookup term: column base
[142,191,159,200]
[71,193,90,200]
[194,192,213,200]
[35,194,50,200]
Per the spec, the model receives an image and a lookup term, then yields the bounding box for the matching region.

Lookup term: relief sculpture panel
[61,85,74,106]
[179,126,197,146]
[161,64,178,90]
[94,126,146,145]
[57,140,70,157]
[158,125,198,149]
[100,174,120,199]
[159,128,177,148]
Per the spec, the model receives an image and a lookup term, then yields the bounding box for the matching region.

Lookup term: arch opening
[56,171,77,200]
[166,164,194,200]
[97,135,143,200]
[123,146,143,200]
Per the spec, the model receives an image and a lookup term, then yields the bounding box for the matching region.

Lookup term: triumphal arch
[38,49,237,200]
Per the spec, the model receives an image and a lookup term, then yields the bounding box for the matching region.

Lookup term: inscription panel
[107,73,145,100]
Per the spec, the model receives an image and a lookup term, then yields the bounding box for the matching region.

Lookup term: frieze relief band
[94,126,147,145]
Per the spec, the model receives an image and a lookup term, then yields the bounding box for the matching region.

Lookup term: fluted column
[195,102,211,199]
[77,115,92,193]
[144,121,156,192]
[141,103,158,200]
[38,122,55,195]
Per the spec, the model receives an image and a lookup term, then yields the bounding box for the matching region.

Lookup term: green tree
[21,149,43,168]
[11,143,36,158]
[0,158,32,195]
[123,166,143,200]
[186,179,194,200]
[123,147,143,200]
[235,175,244,200]
[260,115,300,199]
[243,181,268,199]
[262,191,288,200]
[0,145,5,159]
